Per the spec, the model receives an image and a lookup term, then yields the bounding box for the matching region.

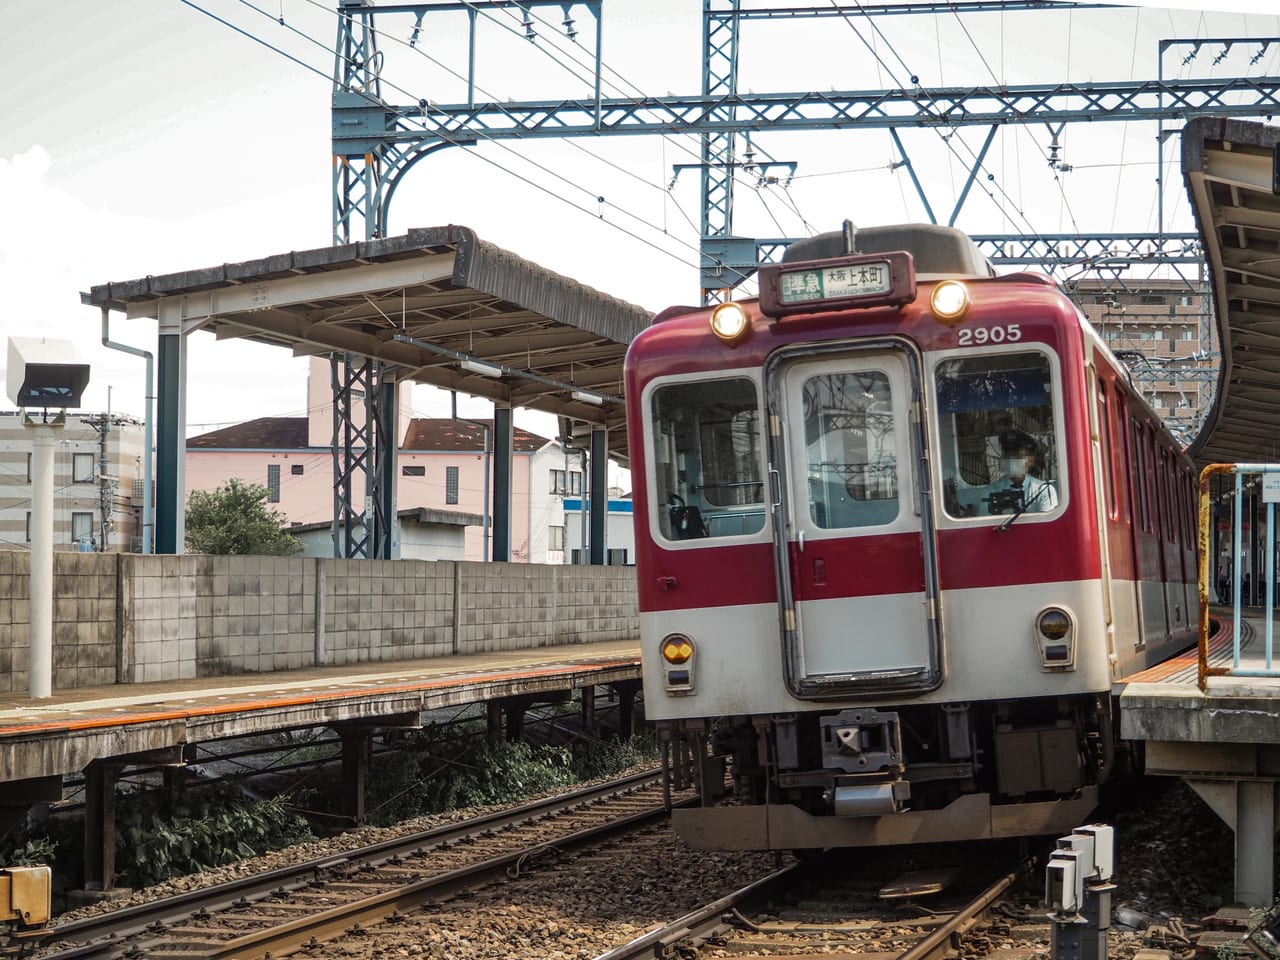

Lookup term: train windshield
[934,352,1061,519]
[799,369,899,529]
[649,377,766,541]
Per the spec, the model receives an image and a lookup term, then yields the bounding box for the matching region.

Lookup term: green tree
[185,479,304,556]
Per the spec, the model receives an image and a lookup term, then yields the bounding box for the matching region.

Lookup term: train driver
[997,430,1059,513]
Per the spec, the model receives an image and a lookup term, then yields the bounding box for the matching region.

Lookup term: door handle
[798,530,806,552]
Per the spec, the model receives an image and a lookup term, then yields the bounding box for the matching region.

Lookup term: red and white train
[624,222,1198,851]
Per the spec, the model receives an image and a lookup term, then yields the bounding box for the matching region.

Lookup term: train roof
[782,223,997,281]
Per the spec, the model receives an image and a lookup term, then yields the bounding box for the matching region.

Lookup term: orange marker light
[661,635,695,664]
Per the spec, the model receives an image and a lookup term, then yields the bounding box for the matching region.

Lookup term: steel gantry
[330,2,1280,274]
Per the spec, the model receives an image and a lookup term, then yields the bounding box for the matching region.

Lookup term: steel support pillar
[1188,779,1278,907]
[83,761,121,891]
[154,324,187,554]
[338,726,373,825]
[589,425,608,565]
[372,367,398,559]
[330,355,379,559]
[492,405,514,562]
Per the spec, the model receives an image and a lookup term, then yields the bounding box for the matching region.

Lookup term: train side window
[934,351,1060,520]
[1128,417,1147,532]
[1096,381,1116,519]
[1159,449,1176,544]
[649,377,766,541]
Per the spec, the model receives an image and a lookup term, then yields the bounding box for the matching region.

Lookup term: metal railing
[1198,463,1280,688]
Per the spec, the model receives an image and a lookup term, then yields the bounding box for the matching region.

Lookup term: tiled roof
[402,419,548,453]
[187,416,550,452]
[187,417,309,449]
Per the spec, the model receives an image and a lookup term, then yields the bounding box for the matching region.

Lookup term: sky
[2,0,1279,443]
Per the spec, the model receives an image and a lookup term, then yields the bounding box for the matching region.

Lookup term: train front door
[767,340,943,700]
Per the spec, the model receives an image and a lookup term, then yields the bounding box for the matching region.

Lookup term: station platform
[0,638,643,785]
[1117,607,1280,908]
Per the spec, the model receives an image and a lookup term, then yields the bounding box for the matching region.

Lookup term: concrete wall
[0,549,638,692]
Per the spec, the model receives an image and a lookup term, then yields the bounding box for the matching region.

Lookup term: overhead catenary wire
[203,0,711,275]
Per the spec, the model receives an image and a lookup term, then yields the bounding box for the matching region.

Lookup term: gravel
[49,771,1246,960]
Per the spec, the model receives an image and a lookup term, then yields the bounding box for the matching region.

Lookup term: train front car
[626,223,1161,852]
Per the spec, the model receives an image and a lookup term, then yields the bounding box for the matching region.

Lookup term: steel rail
[200,791,692,960]
[593,856,1032,959]
[32,768,664,959]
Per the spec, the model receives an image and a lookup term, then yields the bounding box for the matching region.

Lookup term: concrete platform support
[581,685,596,736]
[1188,779,1278,908]
[83,761,121,892]
[612,680,640,740]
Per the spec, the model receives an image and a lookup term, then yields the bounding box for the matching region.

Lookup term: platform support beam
[581,685,596,736]
[487,700,503,742]
[154,324,187,554]
[589,426,608,565]
[613,680,640,740]
[84,761,122,891]
[1188,779,1278,907]
[337,726,373,825]
[492,405,514,562]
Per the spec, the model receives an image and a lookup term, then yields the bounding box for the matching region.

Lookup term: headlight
[1034,607,1075,670]
[930,280,971,324]
[1037,609,1071,640]
[709,302,750,342]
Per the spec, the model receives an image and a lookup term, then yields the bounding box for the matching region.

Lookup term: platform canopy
[82,226,653,459]
[1183,117,1280,467]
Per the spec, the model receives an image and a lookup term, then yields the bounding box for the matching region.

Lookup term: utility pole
[82,415,116,552]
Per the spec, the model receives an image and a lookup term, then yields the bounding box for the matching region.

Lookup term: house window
[25,512,31,542]
[549,525,565,551]
[72,512,94,545]
[26,453,31,482]
[446,466,459,504]
[550,469,583,496]
[402,465,426,477]
[267,464,280,503]
[73,453,94,483]
[291,464,304,475]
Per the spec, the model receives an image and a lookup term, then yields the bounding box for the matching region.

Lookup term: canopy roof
[83,226,652,459]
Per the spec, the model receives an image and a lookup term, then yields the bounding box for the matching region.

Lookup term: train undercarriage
[659,694,1115,850]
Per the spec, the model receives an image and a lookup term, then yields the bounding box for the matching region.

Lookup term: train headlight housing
[930,280,971,324]
[660,633,696,693]
[1035,607,1076,671]
[709,302,750,343]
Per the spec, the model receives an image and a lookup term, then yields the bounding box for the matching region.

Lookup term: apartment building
[1072,277,1218,441]
[0,410,145,552]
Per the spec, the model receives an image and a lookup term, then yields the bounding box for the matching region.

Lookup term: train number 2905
[957,324,1022,346]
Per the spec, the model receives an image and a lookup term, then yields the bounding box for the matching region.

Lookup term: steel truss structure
[327,0,1274,553]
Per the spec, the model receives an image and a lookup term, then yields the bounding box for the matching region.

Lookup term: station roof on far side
[1182,117,1280,467]
[82,226,653,460]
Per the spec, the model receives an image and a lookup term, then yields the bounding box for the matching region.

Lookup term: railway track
[25,769,684,960]
[596,850,1044,960]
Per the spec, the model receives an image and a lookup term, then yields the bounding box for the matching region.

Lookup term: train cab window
[934,352,1061,520]
[799,370,899,529]
[649,377,766,541]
